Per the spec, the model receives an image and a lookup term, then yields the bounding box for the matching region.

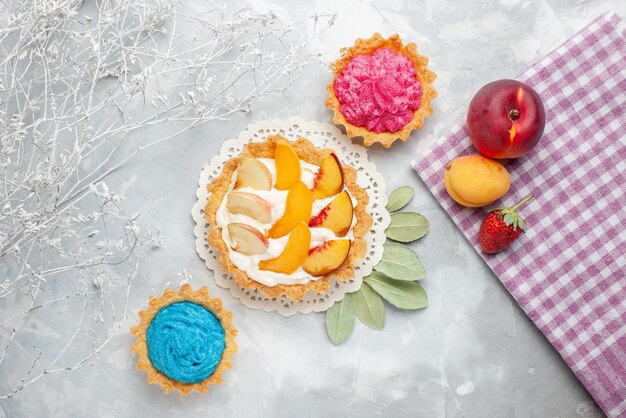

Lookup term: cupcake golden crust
[130,284,237,396]
[205,134,373,301]
[326,33,437,148]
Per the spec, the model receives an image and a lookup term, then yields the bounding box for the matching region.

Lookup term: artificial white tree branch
[0,0,335,399]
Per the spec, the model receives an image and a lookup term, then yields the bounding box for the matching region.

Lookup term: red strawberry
[479,194,534,254]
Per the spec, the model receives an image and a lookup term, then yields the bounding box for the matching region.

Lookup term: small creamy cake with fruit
[205,135,372,301]
[326,33,437,148]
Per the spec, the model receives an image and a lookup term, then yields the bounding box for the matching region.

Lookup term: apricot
[269,181,312,238]
[274,139,301,190]
[259,222,311,274]
[444,154,510,207]
[444,171,484,207]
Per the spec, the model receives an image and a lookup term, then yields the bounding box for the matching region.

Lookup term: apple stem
[512,194,534,211]
[508,108,520,121]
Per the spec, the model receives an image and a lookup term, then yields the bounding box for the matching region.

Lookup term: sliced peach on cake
[234,158,272,190]
[302,239,351,276]
[311,153,343,199]
[227,223,268,255]
[308,190,353,237]
[259,222,311,274]
[274,138,301,190]
[268,181,312,238]
[226,191,272,223]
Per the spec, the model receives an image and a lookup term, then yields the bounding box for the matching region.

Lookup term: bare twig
[0,0,335,399]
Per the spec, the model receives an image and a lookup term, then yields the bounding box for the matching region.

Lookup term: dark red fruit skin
[308,206,329,227]
[479,211,524,254]
[467,79,545,159]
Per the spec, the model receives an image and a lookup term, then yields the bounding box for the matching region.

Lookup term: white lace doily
[192,117,389,316]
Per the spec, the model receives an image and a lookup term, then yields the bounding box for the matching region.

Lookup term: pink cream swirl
[334,48,423,133]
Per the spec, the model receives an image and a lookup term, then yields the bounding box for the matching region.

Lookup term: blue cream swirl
[146,302,225,384]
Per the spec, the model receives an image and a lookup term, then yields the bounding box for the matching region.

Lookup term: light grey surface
[2,1,625,417]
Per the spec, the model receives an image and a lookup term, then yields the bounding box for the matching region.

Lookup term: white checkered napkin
[413,12,626,418]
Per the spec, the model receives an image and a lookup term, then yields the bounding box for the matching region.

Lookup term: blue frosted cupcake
[131,284,237,395]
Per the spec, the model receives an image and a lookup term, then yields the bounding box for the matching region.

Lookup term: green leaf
[325,293,356,345]
[353,283,385,330]
[375,243,425,281]
[386,186,415,212]
[385,212,430,242]
[365,272,429,310]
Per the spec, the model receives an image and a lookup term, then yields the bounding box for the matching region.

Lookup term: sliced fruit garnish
[302,239,351,276]
[227,223,269,255]
[259,222,311,274]
[234,158,272,190]
[268,181,312,239]
[311,153,343,200]
[308,190,353,237]
[274,138,301,190]
[226,191,272,223]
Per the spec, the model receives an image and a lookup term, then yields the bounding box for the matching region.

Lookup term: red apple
[467,79,545,159]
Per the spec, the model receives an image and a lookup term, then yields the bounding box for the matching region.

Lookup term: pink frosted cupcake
[326,33,437,148]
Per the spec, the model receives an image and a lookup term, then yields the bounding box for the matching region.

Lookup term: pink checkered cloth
[413,12,626,417]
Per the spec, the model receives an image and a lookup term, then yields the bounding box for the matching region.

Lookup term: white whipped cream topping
[215,158,356,286]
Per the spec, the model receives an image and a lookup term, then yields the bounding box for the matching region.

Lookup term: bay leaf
[325,293,356,345]
[385,212,429,242]
[353,283,385,330]
[386,186,415,212]
[365,272,429,309]
[376,243,425,281]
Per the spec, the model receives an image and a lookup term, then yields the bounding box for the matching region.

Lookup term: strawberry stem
[512,194,534,211]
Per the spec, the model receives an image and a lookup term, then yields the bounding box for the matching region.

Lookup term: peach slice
[274,138,301,190]
[227,223,269,255]
[302,239,351,276]
[259,222,311,274]
[226,191,272,223]
[234,158,272,190]
[268,181,312,239]
[308,190,353,237]
[311,153,343,200]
